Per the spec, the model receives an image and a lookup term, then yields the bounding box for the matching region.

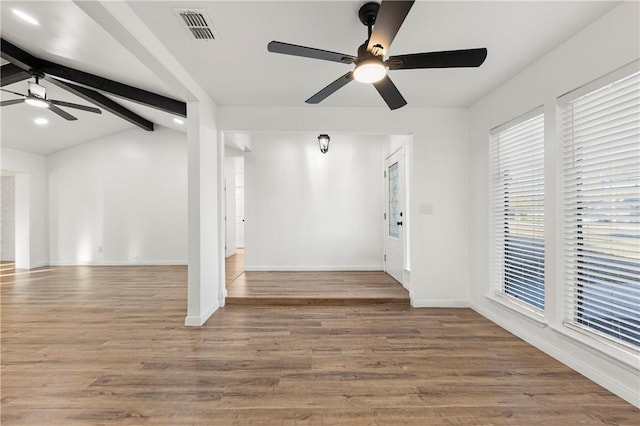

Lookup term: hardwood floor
[224,249,409,305]
[2,265,638,425]
[225,249,245,286]
[0,261,15,277]
[226,271,410,305]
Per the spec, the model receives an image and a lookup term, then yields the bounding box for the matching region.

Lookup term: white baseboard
[184,301,219,327]
[244,265,384,272]
[219,288,228,307]
[27,261,49,269]
[402,268,411,291]
[410,298,469,308]
[49,260,188,266]
[470,301,640,408]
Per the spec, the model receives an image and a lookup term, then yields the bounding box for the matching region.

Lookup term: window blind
[561,70,640,348]
[491,112,545,310]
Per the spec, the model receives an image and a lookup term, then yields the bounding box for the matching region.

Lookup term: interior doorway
[384,147,405,284]
[222,131,410,305]
[235,158,245,249]
[223,136,247,290]
[1,175,16,274]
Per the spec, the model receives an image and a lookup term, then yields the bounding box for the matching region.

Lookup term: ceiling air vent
[174,9,217,41]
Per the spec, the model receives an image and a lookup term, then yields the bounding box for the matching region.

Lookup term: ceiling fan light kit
[353,57,386,83]
[24,97,49,108]
[267,0,488,110]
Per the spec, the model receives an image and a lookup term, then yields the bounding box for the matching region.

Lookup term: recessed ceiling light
[12,9,39,26]
[34,117,48,126]
[173,118,184,125]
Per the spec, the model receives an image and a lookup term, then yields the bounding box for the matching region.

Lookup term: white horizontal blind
[491,112,545,310]
[562,70,640,348]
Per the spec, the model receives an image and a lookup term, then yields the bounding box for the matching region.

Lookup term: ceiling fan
[0,76,102,120]
[268,0,488,110]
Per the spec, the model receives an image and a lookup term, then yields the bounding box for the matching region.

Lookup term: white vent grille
[174,9,217,41]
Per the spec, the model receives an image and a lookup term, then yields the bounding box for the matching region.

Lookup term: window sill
[486,293,548,328]
[550,322,639,373]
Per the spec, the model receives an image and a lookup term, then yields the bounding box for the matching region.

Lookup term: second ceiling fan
[268,0,488,110]
[0,76,102,121]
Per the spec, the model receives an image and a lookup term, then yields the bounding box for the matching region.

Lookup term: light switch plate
[419,203,433,215]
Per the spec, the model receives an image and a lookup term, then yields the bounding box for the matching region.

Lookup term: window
[389,161,400,238]
[561,68,640,348]
[491,111,545,311]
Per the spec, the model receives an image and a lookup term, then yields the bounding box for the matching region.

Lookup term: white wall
[468,2,639,406]
[244,132,385,270]
[1,176,15,261]
[0,148,48,269]
[218,107,469,306]
[47,127,188,265]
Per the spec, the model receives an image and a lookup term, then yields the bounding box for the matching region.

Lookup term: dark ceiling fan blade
[367,1,415,56]
[268,41,356,64]
[388,48,488,70]
[1,99,25,107]
[1,88,26,97]
[373,75,407,110]
[48,104,78,121]
[305,72,354,104]
[50,99,102,114]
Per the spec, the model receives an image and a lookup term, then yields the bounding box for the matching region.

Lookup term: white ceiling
[0,0,186,155]
[0,1,620,155]
[129,1,618,108]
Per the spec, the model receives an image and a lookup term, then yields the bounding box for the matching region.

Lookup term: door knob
[397,221,403,226]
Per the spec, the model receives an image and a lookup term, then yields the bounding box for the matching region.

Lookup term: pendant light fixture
[318,134,330,154]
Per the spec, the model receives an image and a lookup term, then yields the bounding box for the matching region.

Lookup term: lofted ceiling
[0,1,620,156]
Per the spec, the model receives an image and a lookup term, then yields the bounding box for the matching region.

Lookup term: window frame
[489,106,546,321]
[556,60,640,360]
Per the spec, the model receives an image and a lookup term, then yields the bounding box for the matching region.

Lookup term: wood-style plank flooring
[225,249,245,286]
[227,271,409,305]
[0,261,16,277]
[225,250,409,305]
[2,265,638,425]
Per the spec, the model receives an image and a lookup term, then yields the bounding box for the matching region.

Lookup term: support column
[185,100,222,326]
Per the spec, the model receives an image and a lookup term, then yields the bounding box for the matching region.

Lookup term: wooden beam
[1,63,31,87]
[1,38,186,117]
[48,79,154,132]
[39,61,187,117]
[0,38,44,71]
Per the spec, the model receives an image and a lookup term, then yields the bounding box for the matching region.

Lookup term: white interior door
[235,172,245,248]
[385,148,405,284]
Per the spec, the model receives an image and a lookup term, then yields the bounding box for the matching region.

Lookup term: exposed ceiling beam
[0,39,44,71]
[1,38,186,118]
[1,39,154,131]
[38,61,187,118]
[48,79,154,132]
[1,63,31,87]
